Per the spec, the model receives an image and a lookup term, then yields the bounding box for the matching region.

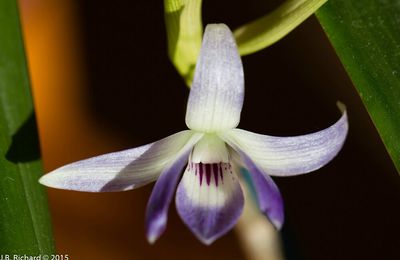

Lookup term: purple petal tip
[146,213,167,244]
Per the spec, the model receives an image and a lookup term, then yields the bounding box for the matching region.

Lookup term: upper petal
[39,130,199,192]
[221,110,348,176]
[185,24,244,132]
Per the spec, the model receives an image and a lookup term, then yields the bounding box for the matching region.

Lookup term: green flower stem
[164,0,203,85]
[234,0,327,56]
[317,0,400,173]
[164,0,327,85]
[0,0,55,253]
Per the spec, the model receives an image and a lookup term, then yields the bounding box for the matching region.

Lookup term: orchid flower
[39,24,348,245]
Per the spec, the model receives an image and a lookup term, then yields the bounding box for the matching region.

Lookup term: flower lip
[176,152,244,244]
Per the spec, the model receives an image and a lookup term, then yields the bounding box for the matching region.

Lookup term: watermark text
[0,255,69,260]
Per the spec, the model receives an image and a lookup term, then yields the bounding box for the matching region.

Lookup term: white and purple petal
[185,24,244,132]
[239,154,284,229]
[145,133,203,243]
[39,130,200,192]
[221,110,348,176]
[175,160,244,245]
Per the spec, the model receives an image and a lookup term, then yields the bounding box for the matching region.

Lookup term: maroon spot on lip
[190,162,231,187]
[212,164,219,186]
[199,163,204,186]
[219,163,224,183]
[205,164,212,186]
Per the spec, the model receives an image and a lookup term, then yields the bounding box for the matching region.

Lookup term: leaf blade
[316,0,400,173]
[0,0,55,253]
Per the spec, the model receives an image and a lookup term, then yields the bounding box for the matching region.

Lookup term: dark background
[36,0,400,259]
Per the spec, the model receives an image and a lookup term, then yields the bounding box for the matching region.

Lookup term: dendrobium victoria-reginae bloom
[39,24,348,245]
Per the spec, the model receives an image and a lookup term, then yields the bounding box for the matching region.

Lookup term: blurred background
[19,0,399,259]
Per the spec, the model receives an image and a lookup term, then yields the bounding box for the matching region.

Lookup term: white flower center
[178,134,239,207]
[191,134,229,163]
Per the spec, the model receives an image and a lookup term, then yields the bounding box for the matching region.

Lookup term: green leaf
[164,0,203,85]
[234,0,327,56]
[0,0,55,254]
[316,1,400,173]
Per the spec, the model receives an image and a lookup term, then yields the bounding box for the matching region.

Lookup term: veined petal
[185,24,244,132]
[221,110,348,176]
[39,130,200,192]
[145,132,203,243]
[175,161,244,245]
[239,155,284,229]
